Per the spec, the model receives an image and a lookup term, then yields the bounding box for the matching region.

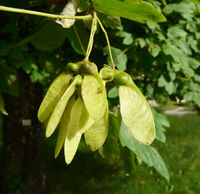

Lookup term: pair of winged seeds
[38,62,156,164]
[38,63,108,164]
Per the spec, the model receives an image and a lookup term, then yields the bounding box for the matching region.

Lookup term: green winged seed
[64,97,94,164]
[82,74,107,120]
[119,83,155,145]
[45,75,82,138]
[38,72,72,122]
[54,96,76,158]
[84,103,109,151]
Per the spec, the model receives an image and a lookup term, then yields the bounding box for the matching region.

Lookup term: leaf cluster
[105,0,200,108]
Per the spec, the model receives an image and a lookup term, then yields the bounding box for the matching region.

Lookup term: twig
[0,5,91,20]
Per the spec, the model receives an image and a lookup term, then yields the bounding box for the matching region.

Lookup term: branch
[0,5,91,20]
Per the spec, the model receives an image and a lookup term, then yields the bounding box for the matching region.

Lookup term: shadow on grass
[1,114,199,194]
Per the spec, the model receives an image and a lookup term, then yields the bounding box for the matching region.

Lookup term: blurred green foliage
[108,0,200,107]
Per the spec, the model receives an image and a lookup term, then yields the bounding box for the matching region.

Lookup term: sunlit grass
[45,114,200,194]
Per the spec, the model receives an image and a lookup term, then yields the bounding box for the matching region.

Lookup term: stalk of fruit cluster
[85,12,98,61]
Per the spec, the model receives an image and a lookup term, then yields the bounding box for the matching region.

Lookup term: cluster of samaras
[38,61,155,164]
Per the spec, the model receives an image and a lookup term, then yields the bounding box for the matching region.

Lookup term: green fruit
[99,67,115,82]
[54,96,75,158]
[114,70,131,86]
[119,77,155,145]
[81,62,98,75]
[64,97,94,164]
[67,61,84,73]
[67,61,98,75]
[38,72,72,122]
[84,102,109,151]
[45,75,82,138]
[82,74,107,120]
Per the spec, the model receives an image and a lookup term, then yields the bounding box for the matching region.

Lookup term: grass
[44,114,200,194]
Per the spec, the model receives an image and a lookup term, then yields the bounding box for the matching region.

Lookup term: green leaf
[0,93,8,115]
[162,44,184,63]
[116,31,133,45]
[120,122,170,181]
[169,39,192,55]
[105,47,127,71]
[184,92,200,107]
[164,1,196,17]
[66,21,89,55]
[158,75,167,87]
[158,75,176,94]
[187,36,199,52]
[30,21,67,51]
[186,23,199,33]
[184,92,194,101]
[136,38,146,48]
[165,81,176,95]
[54,96,75,158]
[167,26,187,39]
[0,41,11,57]
[99,112,121,157]
[151,108,170,143]
[182,65,194,77]
[146,21,161,31]
[186,57,200,69]
[190,0,200,4]
[0,61,19,96]
[146,84,154,98]
[118,71,155,145]
[84,104,109,151]
[94,0,166,23]
[171,62,181,72]
[82,74,107,120]
[193,93,200,107]
[46,75,82,138]
[149,44,161,57]
[64,97,94,164]
[19,58,37,74]
[155,123,166,143]
[97,13,121,29]
[194,74,200,82]
[108,86,119,98]
[169,71,176,81]
[38,72,73,123]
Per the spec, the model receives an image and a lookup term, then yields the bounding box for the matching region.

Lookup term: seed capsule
[99,67,115,82]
